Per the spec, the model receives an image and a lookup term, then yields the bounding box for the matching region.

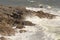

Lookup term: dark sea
[0,0,60,8]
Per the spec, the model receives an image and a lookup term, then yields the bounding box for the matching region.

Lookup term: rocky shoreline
[0,5,57,40]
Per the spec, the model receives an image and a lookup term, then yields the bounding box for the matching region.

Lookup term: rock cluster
[0,5,36,36]
[0,5,25,36]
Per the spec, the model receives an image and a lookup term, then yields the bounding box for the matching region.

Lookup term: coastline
[0,5,60,40]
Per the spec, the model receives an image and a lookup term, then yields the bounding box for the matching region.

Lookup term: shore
[0,5,59,40]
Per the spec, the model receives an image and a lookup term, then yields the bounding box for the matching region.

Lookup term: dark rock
[22,21,35,26]
[36,11,56,19]
[39,6,43,8]
[16,24,25,29]
[20,30,27,33]
[11,12,21,19]
[14,20,20,24]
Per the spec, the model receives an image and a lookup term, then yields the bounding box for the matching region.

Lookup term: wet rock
[16,24,25,29]
[36,11,56,19]
[20,30,27,33]
[22,21,35,26]
[14,20,20,24]
[10,12,21,19]
[0,6,27,36]
[39,6,43,8]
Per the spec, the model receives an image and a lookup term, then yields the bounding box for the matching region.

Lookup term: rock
[20,30,27,33]
[0,37,7,40]
[0,37,11,40]
[0,5,27,36]
[16,24,25,29]
[36,11,56,19]
[22,21,35,26]
[0,23,15,36]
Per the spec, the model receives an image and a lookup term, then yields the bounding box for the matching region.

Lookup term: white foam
[27,0,36,3]
[25,15,56,40]
[26,7,60,16]
[3,25,40,40]
[38,4,43,7]
[47,6,52,9]
[25,14,60,40]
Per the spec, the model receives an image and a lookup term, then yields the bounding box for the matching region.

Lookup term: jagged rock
[36,11,56,19]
